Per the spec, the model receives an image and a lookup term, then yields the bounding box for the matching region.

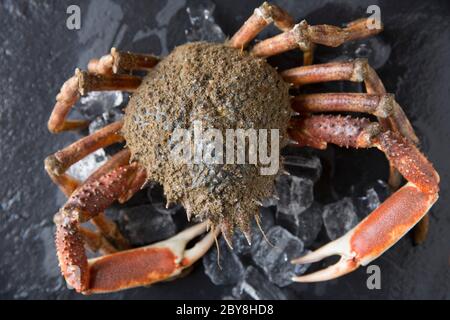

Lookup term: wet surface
[0,0,449,299]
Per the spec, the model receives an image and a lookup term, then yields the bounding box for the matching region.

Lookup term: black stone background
[0,0,449,299]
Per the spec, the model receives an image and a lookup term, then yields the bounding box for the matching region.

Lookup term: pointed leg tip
[223,238,234,250]
[291,276,310,283]
[291,274,333,283]
[243,233,252,246]
[292,258,359,283]
[291,257,304,265]
[291,251,325,265]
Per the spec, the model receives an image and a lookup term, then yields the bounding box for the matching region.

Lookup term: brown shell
[123,42,291,236]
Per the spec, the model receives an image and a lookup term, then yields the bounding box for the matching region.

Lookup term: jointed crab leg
[281,59,365,85]
[119,165,147,203]
[281,59,418,145]
[251,18,382,58]
[88,48,159,75]
[83,150,133,250]
[54,163,216,293]
[47,72,87,133]
[48,48,157,133]
[289,115,439,281]
[55,163,140,292]
[292,183,437,282]
[48,69,141,133]
[46,172,81,197]
[46,148,133,252]
[229,2,295,49]
[283,59,423,235]
[228,2,315,65]
[91,212,130,251]
[85,149,131,184]
[46,148,130,196]
[79,227,118,254]
[292,93,395,118]
[290,116,438,193]
[45,121,124,176]
[86,221,218,294]
[45,128,131,252]
[76,71,141,95]
[81,148,147,204]
[360,61,419,194]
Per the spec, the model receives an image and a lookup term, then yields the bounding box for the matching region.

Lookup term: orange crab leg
[45,121,124,176]
[85,149,131,184]
[292,93,395,118]
[118,165,147,203]
[48,48,157,133]
[55,163,216,294]
[282,60,418,145]
[79,227,118,255]
[48,69,141,133]
[251,18,382,57]
[46,172,81,197]
[77,71,141,95]
[48,72,86,133]
[281,60,364,86]
[228,2,318,65]
[55,163,141,292]
[46,150,133,254]
[289,115,439,282]
[88,48,159,75]
[283,59,418,204]
[86,222,218,294]
[229,2,295,49]
[292,182,437,282]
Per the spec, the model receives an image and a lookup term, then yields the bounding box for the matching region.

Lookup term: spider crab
[45,2,439,294]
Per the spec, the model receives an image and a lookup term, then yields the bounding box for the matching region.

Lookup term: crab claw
[82,221,218,294]
[292,182,438,282]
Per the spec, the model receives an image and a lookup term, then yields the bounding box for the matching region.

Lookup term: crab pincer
[85,222,218,294]
[290,118,439,282]
[54,164,217,294]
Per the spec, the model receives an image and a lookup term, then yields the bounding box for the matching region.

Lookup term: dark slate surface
[0,0,449,299]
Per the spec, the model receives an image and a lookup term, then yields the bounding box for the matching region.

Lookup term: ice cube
[252,226,307,287]
[185,0,226,43]
[275,175,314,215]
[232,266,288,300]
[89,109,124,134]
[77,91,124,120]
[283,154,322,182]
[67,148,107,181]
[203,238,245,285]
[118,205,176,246]
[354,180,391,218]
[261,196,278,208]
[146,182,182,215]
[277,202,323,247]
[342,37,391,70]
[322,198,359,240]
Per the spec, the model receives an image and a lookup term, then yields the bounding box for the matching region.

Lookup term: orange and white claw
[291,182,438,282]
[83,221,219,294]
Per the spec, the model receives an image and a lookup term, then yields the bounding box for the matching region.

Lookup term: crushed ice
[185,0,226,42]
[66,149,108,182]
